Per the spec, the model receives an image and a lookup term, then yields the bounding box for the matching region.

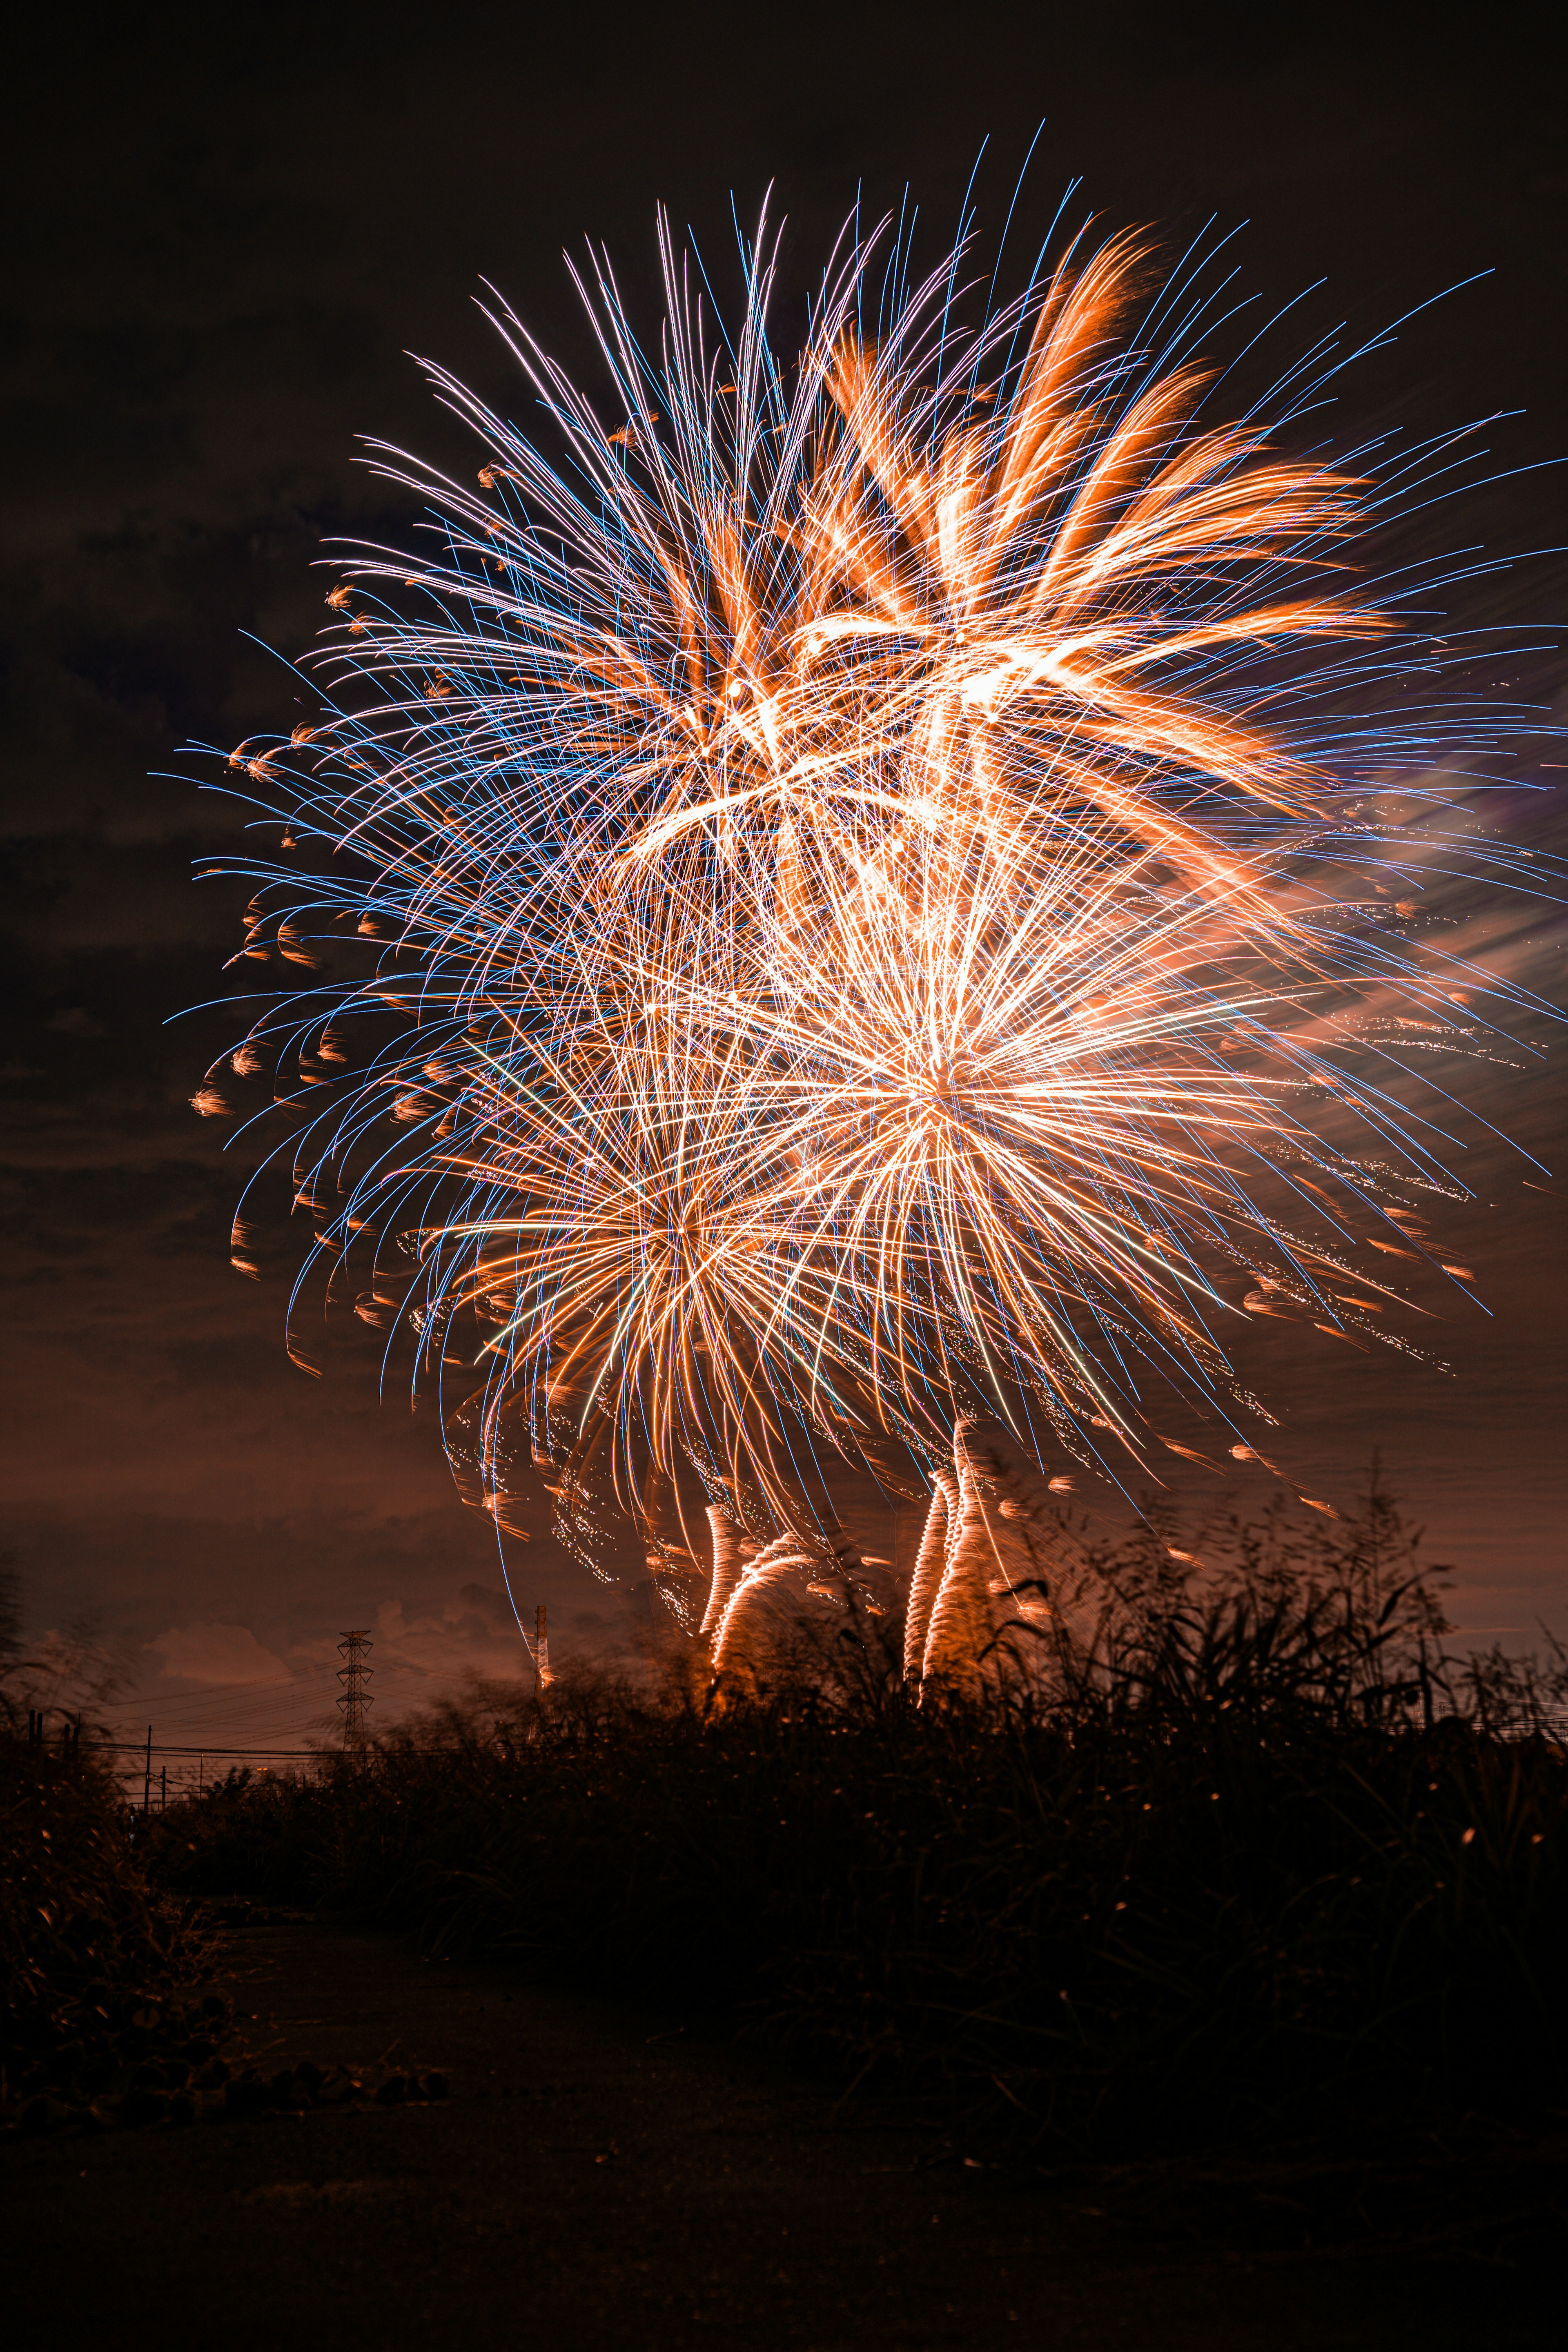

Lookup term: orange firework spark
[195,197,1556,1608]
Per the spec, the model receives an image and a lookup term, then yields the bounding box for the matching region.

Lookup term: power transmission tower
[337,1630,374,1753]
[534,1604,552,1695]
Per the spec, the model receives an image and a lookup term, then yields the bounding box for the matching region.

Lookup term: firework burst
[195,196,1556,1647]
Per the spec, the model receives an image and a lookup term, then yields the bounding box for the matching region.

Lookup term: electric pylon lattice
[337,1630,374,1753]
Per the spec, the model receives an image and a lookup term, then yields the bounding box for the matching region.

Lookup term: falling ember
[194,192,1557,1662]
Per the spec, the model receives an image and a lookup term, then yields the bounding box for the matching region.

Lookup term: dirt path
[4,1920,1555,2350]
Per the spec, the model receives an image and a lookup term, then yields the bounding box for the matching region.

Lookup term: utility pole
[337,1630,374,1755]
[535,1604,552,1695]
[143,1724,152,1815]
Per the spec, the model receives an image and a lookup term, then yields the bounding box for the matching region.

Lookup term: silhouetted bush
[0,1567,227,2131]
[0,1737,229,2129]
[145,1491,1567,2153]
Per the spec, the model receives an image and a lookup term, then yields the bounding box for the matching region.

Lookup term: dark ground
[3,1919,1559,2350]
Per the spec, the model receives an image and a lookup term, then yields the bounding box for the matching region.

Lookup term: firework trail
[196,197,1558,1665]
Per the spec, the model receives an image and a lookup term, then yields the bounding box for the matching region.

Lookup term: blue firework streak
[191,198,1561,1594]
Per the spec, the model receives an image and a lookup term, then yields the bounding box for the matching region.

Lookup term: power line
[89,1743,318,1757]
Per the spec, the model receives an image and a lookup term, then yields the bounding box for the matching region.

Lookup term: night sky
[5,9,1564,1748]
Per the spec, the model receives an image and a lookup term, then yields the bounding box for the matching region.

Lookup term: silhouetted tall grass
[146,1490,1566,2152]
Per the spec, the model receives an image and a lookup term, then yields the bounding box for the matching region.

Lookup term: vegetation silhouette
[142,1489,1566,2154]
[0,1566,231,2133]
